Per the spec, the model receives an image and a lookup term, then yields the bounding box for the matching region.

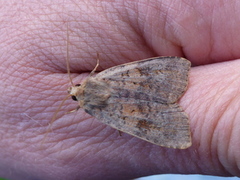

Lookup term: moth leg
[118,130,123,136]
[89,54,100,76]
[66,106,80,114]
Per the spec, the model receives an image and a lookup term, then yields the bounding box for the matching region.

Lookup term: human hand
[0,1,240,179]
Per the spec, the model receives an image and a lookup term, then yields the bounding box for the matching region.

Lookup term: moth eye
[75,84,81,87]
[71,96,78,101]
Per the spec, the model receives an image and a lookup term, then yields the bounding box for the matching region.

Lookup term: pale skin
[0,0,240,180]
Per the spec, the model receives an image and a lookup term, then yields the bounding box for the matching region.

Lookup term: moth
[68,56,191,149]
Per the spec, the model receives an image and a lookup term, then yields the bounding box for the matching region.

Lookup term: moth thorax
[83,79,111,109]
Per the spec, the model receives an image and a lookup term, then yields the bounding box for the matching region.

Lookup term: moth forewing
[68,56,191,149]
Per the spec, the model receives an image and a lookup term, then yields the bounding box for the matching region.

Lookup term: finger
[180,59,240,176]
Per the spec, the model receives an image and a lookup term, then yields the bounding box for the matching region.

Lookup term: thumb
[182,59,240,176]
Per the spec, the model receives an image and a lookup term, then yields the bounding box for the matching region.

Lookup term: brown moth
[68,57,191,149]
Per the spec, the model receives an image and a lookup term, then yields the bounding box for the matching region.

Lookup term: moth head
[68,84,81,101]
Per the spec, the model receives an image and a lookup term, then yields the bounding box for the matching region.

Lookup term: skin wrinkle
[218,3,237,59]
[64,5,99,70]
[185,68,228,175]
[164,2,184,43]
[187,150,200,172]
[209,5,218,61]
[123,1,140,31]
[147,3,181,56]
[173,6,190,49]
[139,5,159,56]
[215,75,239,174]
[220,97,240,174]
[115,2,157,58]
[145,4,165,49]
[179,2,213,62]
[101,5,146,62]
[201,98,218,173]
[211,119,228,175]
[224,116,235,174]
[234,128,240,174]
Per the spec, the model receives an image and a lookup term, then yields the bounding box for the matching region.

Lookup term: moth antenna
[66,23,74,86]
[42,94,72,145]
[89,53,100,76]
[42,23,76,146]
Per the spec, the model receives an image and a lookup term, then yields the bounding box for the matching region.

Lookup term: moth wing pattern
[89,99,191,149]
[83,57,191,149]
[96,56,191,104]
